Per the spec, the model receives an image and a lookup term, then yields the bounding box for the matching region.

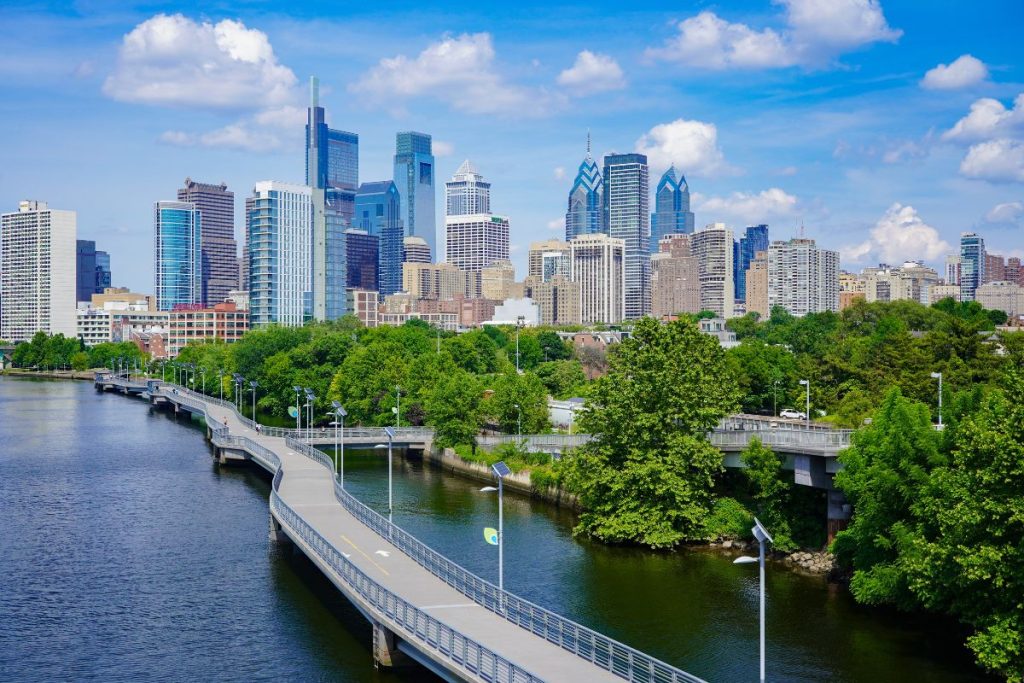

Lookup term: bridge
[95,374,706,683]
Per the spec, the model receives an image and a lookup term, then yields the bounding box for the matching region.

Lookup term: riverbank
[2,368,98,380]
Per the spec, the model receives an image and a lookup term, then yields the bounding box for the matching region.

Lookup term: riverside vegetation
[8,298,1024,680]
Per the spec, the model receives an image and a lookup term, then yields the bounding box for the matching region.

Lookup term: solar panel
[492,461,511,478]
[384,426,396,439]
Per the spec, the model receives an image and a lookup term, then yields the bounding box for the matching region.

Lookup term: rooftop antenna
[799,220,805,238]
[310,76,319,108]
[586,129,592,159]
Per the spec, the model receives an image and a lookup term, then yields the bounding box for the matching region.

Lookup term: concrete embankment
[2,369,98,381]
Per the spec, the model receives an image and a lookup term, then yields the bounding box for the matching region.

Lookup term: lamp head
[384,426,396,440]
[930,372,942,379]
[752,517,774,545]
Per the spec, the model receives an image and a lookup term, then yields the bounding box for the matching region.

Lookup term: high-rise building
[960,232,986,302]
[944,254,961,286]
[481,260,517,300]
[402,262,478,300]
[767,237,839,316]
[984,252,1006,283]
[402,236,431,264]
[355,180,403,295]
[238,249,248,292]
[565,136,603,241]
[524,275,581,326]
[95,250,111,291]
[446,215,510,272]
[306,77,352,321]
[691,223,735,318]
[344,229,379,291]
[527,239,570,281]
[394,131,436,258]
[154,200,202,312]
[1007,257,1022,286]
[446,160,491,216]
[76,240,98,303]
[861,262,940,305]
[177,178,238,306]
[570,233,625,324]
[1,200,77,341]
[736,225,769,302]
[650,166,695,252]
[650,234,700,318]
[603,153,650,319]
[746,250,770,318]
[246,181,312,327]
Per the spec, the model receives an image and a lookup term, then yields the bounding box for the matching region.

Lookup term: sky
[1,0,1022,293]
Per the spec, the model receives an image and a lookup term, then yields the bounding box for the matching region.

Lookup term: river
[0,377,990,682]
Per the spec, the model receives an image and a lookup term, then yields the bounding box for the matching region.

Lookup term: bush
[704,497,754,540]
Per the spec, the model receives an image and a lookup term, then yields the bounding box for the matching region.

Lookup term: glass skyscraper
[446,160,490,216]
[344,229,379,291]
[735,224,769,301]
[76,239,97,303]
[177,178,237,306]
[650,166,695,252]
[246,181,312,327]
[394,132,436,260]
[565,139,603,241]
[154,201,202,311]
[95,250,111,291]
[960,232,986,302]
[603,153,650,319]
[355,180,403,296]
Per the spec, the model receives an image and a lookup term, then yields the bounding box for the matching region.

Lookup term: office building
[565,136,603,241]
[76,240,98,303]
[650,166,695,252]
[746,251,770,317]
[959,233,986,302]
[524,275,581,326]
[528,239,571,281]
[930,284,961,304]
[167,302,248,357]
[96,250,111,291]
[154,200,202,312]
[402,236,431,264]
[767,237,839,316]
[603,153,650,318]
[650,234,700,319]
[355,180,403,295]
[1,200,77,341]
[246,181,312,327]
[736,225,769,302]
[861,262,940,305]
[347,288,379,328]
[446,214,510,272]
[1007,257,1022,286]
[976,281,1023,319]
[944,254,961,286]
[344,229,379,291]
[394,131,436,258]
[570,233,625,324]
[77,304,169,347]
[691,223,735,318]
[402,262,479,301]
[984,253,1006,283]
[446,160,491,216]
[177,178,238,305]
[481,260,517,300]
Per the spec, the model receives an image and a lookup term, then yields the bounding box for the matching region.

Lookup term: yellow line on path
[340,534,390,576]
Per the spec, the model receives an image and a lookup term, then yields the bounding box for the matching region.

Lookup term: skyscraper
[1,200,77,341]
[960,232,986,302]
[76,239,98,303]
[767,237,839,316]
[344,229,379,291]
[355,180,403,296]
[565,136,603,241]
[177,178,238,306]
[246,181,312,327]
[154,200,202,311]
[651,234,700,318]
[402,236,431,265]
[691,223,735,318]
[650,166,695,251]
[95,250,111,291]
[736,224,769,302]
[603,153,650,319]
[528,239,571,282]
[307,76,353,321]
[446,160,491,216]
[394,131,436,259]
[570,233,625,324]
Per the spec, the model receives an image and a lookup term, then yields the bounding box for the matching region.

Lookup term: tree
[426,370,483,449]
[71,351,89,371]
[534,360,586,399]
[488,371,549,434]
[741,438,795,551]
[537,330,571,361]
[563,317,739,548]
[727,339,796,414]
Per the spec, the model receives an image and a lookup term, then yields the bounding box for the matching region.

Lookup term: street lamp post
[293,386,302,432]
[798,379,810,426]
[250,380,259,422]
[200,367,206,395]
[394,385,401,427]
[305,389,315,440]
[930,371,943,428]
[218,369,224,402]
[375,427,397,523]
[733,517,774,683]
[331,402,348,485]
[513,403,522,440]
[515,315,525,372]
[480,461,511,592]
[773,380,780,418]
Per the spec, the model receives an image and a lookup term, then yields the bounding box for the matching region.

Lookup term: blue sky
[2,0,1022,292]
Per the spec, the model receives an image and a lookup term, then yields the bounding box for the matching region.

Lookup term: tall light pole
[772,379,780,418]
[375,426,397,523]
[250,380,259,422]
[513,403,522,440]
[200,367,206,395]
[481,461,510,592]
[218,369,224,402]
[394,385,401,427]
[331,401,347,485]
[293,386,302,432]
[798,379,810,426]
[515,315,525,372]
[734,517,773,683]
[930,371,943,428]
[305,389,315,440]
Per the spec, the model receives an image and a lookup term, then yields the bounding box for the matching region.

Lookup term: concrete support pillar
[372,620,410,668]
[269,513,290,543]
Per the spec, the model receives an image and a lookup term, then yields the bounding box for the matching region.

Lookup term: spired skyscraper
[565,135,603,242]
[306,76,356,321]
[650,165,694,252]
[394,132,436,261]
[603,152,650,319]
[177,178,237,306]
[446,160,491,215]
[445,161,509,272]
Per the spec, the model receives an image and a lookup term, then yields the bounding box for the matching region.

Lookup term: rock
[722,540,733,549]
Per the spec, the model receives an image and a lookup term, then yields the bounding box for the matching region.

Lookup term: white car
[779,409,807,420]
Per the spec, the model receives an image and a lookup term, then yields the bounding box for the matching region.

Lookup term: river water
[0,377,989,682]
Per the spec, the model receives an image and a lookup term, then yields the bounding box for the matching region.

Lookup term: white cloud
[433,140,455,157]
[845,204,952,264]
[103,14,297,109]
[351,32,559,115]
[921,54,989,90]
[985,201,1024,224]
[943,94,1024,183]
[547,218,564,232]
[557,50,626,96]
[695,188,799,223]
[943,94,1024,143]
[634,118,731,176]
[645,0,900,70]
[959,139,1024,183]
[553,166,566,180]
[160,105,304,152]
[775,165,799,176]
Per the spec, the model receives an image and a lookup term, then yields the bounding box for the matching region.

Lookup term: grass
[451,442,563,490]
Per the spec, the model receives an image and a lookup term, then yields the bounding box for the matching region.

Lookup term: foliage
[71,351,89,371]
[487,371,550,434]
[12,332,82,369]
[741,438,795,551]
[563,317,739,548]
[425,370,483,449]
[534,360,586,399]
[704,497,754,541]
[536,330,572,361]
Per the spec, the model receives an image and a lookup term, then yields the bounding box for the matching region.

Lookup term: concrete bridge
[96,374,706,683]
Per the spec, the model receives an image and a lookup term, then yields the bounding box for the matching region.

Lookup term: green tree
[534,360,586,399]
[426,370,483,449]
[741,438,795,551]
[536,330,571,361]
[563,317,739,548]
[488,371,549,434]
[71,351,90,371]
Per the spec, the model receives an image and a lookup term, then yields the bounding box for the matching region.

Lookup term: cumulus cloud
[985,201,1024,225]
[943,94,1024,143]
[845,204,952,264]
[160,105,304,151]
[547,218,564,232]
[944,94,1024,183]
[634,119,731,176]
[433,140,454,157]
[351,32,560,116]
[645,0,900,70]
[921,54,989,90]
[959,139,1024,183]
[103,14,297,109]
[557,51,626,96]
[695,188,799,223]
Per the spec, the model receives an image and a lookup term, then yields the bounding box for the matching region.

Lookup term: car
[779,408,807,420]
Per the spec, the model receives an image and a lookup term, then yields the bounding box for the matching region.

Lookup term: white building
[445,214,510,272]
[570,233,625,324]
[861,261,940,305]
[691,223,735,318]
[768,237,839,316]
[1,200,77,341]
[246,181,312,327]
[76,306,170,346]
[488,297,541,326]
[976,281,1024,319]
[445,160,491,216]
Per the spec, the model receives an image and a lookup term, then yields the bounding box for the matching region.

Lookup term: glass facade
[345,229,379,291]
[650,166,695,252]
[356,180,403,296]
[603,153,650,319]
[394,132,436,259]
[95,250,111,291]
[327,130,359,190]
[154,201,202,311]
[735,224,769,301]
[246,182,312,327]
[565,153,603,241]
[960,233,986,302]
[446,160,491,216]
[76,239,97,303]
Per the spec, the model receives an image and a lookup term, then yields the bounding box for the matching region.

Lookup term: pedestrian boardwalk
[98,376,706,683]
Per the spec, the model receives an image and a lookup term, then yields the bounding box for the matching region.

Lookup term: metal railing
[709,429,852,450]
[285,436,705,683]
